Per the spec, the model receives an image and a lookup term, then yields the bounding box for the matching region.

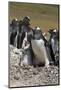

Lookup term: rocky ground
[9,45,59,87]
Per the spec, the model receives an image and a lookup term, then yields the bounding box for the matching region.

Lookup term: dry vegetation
[9,2,59,32]
[9,2,59,87]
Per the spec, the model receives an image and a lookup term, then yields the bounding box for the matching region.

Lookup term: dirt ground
[9,45,59,87]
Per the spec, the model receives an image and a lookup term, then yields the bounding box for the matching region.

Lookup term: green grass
[9,2,59,32]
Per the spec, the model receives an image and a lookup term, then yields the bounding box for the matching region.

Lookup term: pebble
[51,70,54,74]
[10,45,59,87]
[14,72,20,80]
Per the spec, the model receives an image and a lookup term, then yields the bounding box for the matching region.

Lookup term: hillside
[9,2,59,32]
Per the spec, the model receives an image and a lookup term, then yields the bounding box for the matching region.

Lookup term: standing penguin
[21,32,33,66]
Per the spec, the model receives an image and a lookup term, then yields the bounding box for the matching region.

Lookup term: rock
[51,70,54,74]
[14,72,20,80]
[9,45,59,87]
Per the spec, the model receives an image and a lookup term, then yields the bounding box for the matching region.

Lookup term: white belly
[31,39,49,66]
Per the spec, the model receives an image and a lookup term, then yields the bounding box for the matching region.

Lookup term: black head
[33,27,43,40]
[23,16,30,21]
[12,18,18,24]
[22,16,30,26]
